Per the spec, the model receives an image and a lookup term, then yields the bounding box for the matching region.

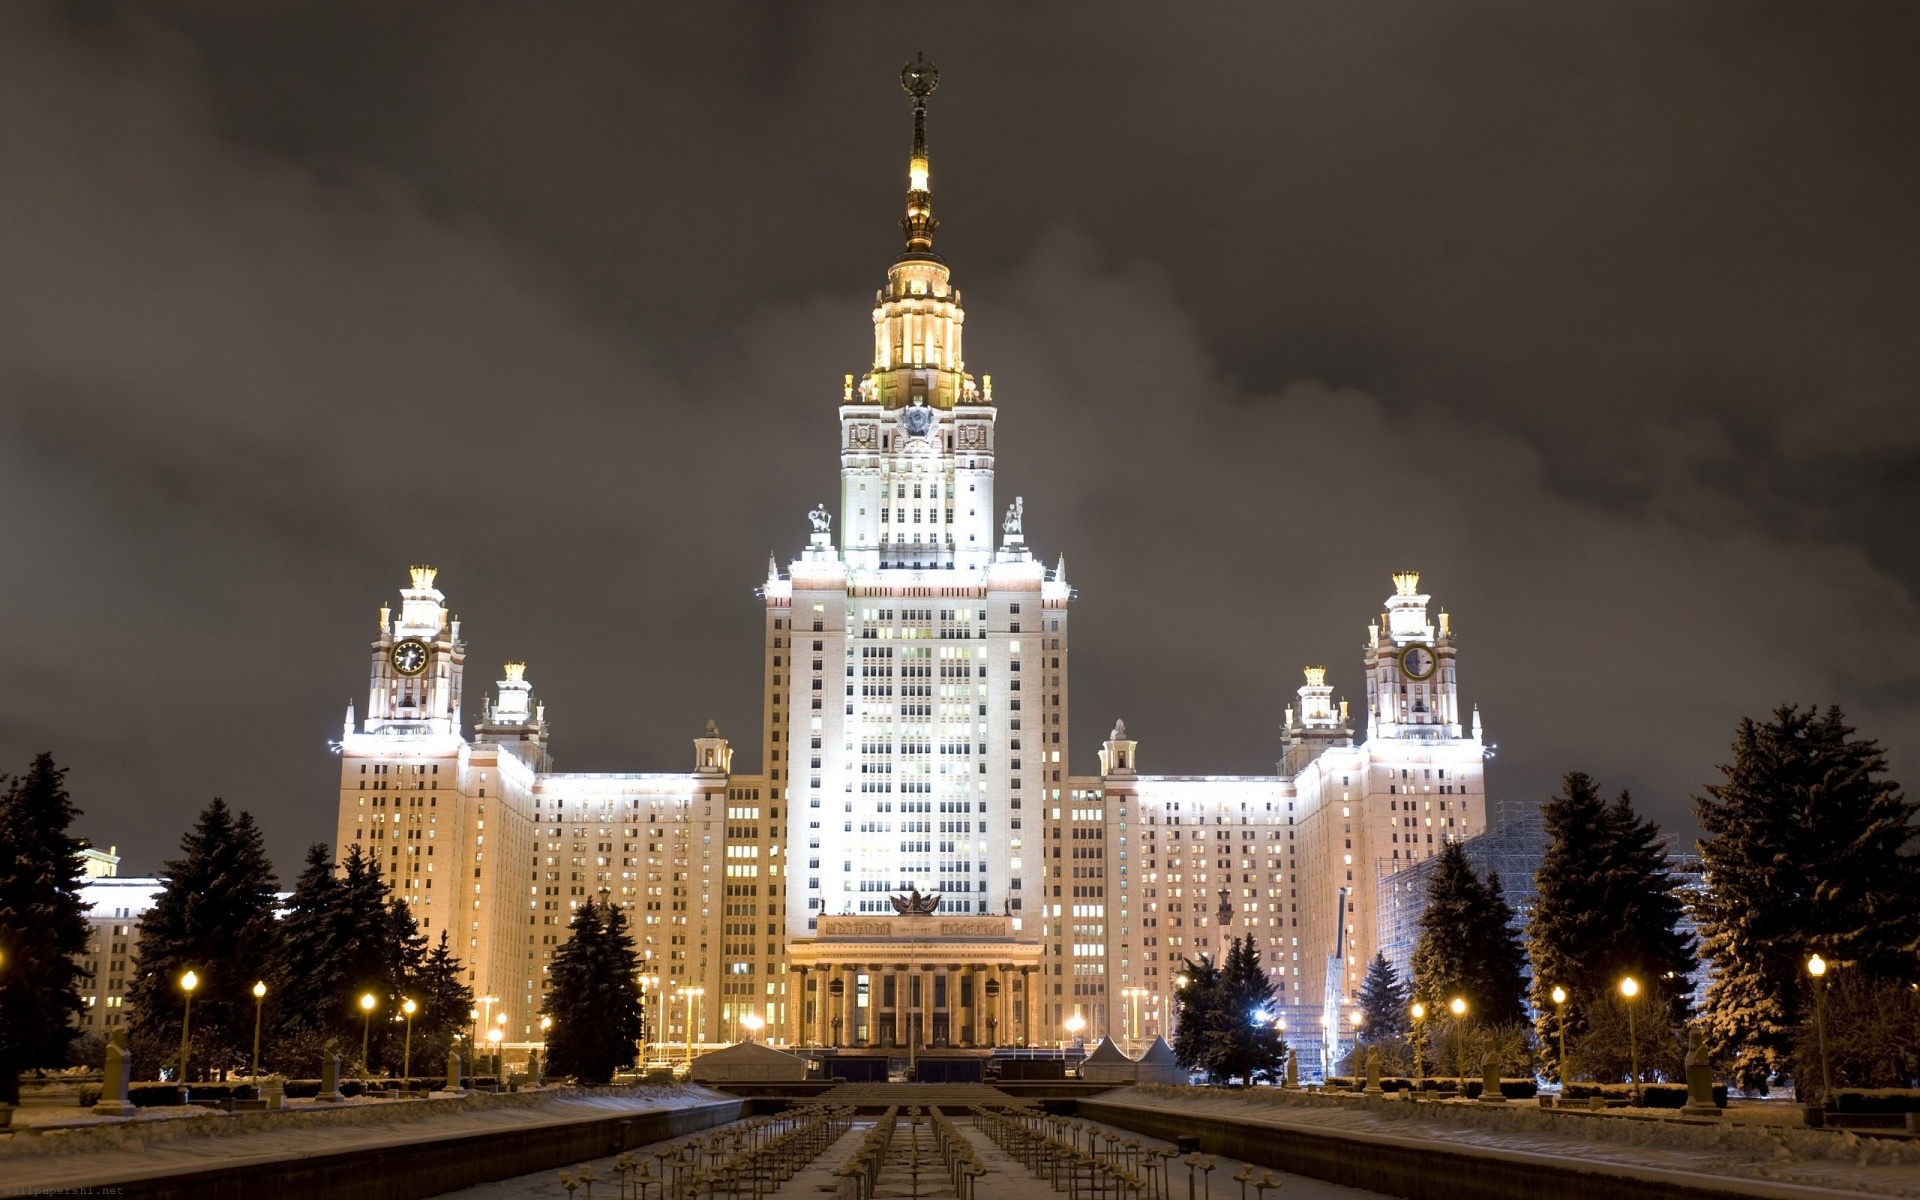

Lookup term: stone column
[919,965,932,1051]
[935,965,950,1048]
[791,967,807,1047]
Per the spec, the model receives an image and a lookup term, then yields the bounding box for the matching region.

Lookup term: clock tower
[363,566,467,737]
[1363,572,1461,741]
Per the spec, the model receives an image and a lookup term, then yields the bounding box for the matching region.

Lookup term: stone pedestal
[1364,1046,1384,1097]
[445,1051,465,1096]
[260,1079,285,1110]
[97,1031,137,1117]
[527,1049,543,1088]
[1282,1053,1298,1090]
[1476,1057,1506,1104]
[317,1053,345,1102]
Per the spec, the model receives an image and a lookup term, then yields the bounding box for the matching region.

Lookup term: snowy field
[0,1084,728,1194]
[1098,1085,1920,1198]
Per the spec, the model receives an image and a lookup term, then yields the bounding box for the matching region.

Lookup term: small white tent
[1079,1037,1136,1083]
[690,1040,809,1083]
[1134,1036,1186,1085]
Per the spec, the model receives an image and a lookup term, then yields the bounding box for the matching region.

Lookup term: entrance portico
[788,911,1042,1049]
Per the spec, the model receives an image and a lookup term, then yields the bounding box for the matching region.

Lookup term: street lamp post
[1619,977,1641,1105]
[1410,1002,1426,1088]
[1063,1011,1086,1059]
[1807,954,1832,1107]
[250,981,267,1085]
[401,998,418,1088]
[1550,986,1569,1093]
[359,993,377,1077]
[741,1011,765,1044]
[494,1012,508,1077]
[177,970,199,1096]
[486,1027,502,1080]
[1448,997,1468,1095]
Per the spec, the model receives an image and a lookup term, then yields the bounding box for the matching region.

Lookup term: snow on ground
[1105,1086,1920,1198]
[0,1085,729,1193]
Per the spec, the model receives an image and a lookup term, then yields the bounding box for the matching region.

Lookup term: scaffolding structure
[1376,799,1546,986]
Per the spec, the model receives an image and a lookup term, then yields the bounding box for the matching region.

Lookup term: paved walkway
[429,1112,1390,1200]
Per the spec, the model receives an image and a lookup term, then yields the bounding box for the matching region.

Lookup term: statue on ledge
[890,888,942,916]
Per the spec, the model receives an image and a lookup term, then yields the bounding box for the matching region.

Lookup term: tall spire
[899,52,940,255]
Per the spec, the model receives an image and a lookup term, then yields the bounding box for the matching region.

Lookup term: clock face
[1399,645,1436,681]
[902,404,934,437]
[391,638,429,677]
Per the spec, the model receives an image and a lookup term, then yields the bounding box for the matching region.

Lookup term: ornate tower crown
[503,662,527,683]
[1303,666,1327,688]
[410,565,439,590]
[1392,571,1420,597]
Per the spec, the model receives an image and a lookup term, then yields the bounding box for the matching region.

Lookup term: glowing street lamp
[1807,954,1832,1106]
[1619,977,1642,1105]
[1410,1002,1427,1085]
[401,998,418,1088]
[741,1011,765,1043]
[177,970,200,1094]
[359,993,378,1076]
[1063,1011,1086,1053]
[1447,997,1468,1094]
[250,981,268,1084]
[486,1026,503,1077]
[678,986,706,1065]
[1551,983,1566,1098]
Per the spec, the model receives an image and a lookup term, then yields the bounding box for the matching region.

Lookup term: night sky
[3,3,1914,877]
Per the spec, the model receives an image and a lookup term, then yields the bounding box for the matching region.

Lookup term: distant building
[75,875,165,1036]
[80,844,122,879]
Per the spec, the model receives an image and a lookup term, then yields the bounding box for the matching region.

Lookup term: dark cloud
[0,2,1913,874]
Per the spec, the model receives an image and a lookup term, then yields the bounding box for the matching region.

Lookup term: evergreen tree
[1528,773,1695,1078]
[1169,940,1286,1084]
[1170,953,1222,1074]
[1357,953,1410,1045]
[407,930,474,1074]
[544,897,642,1084]
[274,844,430,1075]
[275,843,344,1058]
[1696,705,1920,1091]
[0,754,92,1104]
[1412,840,1528,1026]
[127,799,281,1080]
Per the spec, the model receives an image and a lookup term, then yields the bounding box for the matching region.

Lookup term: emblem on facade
[889,887,942,915]
[848,423,878,449]
[902,401,935,438]
[957,424,987,450]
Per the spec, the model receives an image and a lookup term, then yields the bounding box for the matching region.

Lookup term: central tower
[839,54,997,574]
[769,59,1072,961]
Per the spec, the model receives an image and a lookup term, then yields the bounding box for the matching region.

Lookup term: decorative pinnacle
[1392,571,1421,597]
[899,52,940,254]
[409,565,439,590]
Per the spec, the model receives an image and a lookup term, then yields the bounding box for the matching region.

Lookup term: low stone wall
[1078,1097,1863,1200]
[85,1097,746,1200]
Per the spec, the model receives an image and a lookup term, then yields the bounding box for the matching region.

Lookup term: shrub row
[1829,1090,1920,1114]
[1562,1082,1727,1109]
[1323,1076,1539,1100]
[124,1077,478,1106]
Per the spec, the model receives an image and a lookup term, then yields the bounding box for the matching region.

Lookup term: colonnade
[787,962,1036,1049]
